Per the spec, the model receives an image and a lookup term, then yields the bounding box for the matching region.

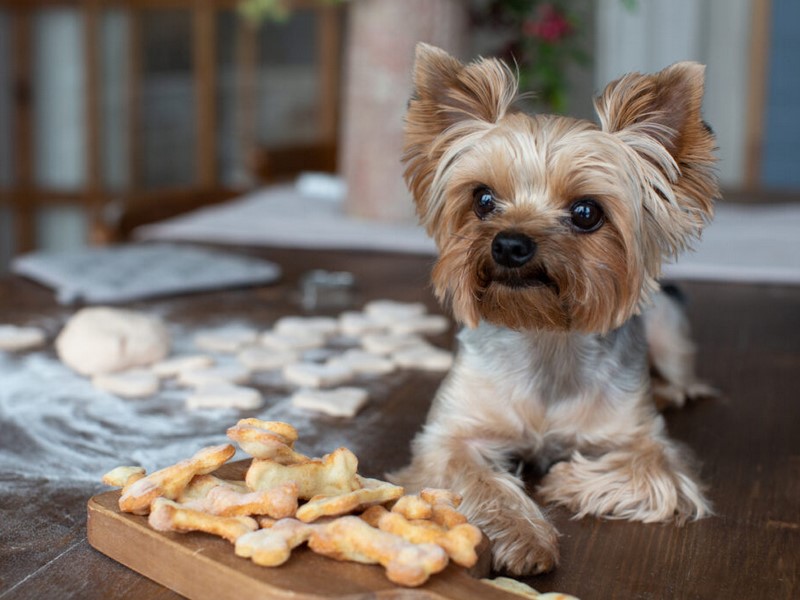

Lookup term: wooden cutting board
[86,461,523,600]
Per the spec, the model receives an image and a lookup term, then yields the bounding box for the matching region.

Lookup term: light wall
[595,0,752,189]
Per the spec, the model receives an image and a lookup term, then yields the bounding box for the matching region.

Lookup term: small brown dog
[391,44,718,575]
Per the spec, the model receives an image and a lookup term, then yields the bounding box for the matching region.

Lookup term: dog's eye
[570,199,604,232]
[473,186,496,219]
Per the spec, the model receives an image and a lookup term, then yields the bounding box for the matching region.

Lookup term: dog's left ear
[595,62,718,256]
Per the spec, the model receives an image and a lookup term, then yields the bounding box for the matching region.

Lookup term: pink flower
[523,4,573,43]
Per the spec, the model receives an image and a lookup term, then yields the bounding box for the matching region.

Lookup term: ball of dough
[56,307,171,376]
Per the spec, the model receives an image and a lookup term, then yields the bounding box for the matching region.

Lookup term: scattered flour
[0,303,453,488]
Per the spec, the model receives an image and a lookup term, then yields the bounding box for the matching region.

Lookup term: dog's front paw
[485,513,559,575]
[539,449,711,523]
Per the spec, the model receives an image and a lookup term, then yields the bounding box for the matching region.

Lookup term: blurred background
[0,0,797,273]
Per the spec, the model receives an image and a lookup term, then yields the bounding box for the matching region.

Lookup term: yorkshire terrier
[391,44,718,575]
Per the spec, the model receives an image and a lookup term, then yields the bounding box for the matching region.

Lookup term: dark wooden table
[0,246,798,599]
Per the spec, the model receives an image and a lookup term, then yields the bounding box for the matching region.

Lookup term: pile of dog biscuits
[102,418,482,588]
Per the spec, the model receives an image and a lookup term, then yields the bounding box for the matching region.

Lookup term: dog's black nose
[491,231,537,268]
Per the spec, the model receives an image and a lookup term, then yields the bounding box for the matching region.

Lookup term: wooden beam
[0,1,321,10]
[126,6,142,192]
[236,16,258,180]
[0,0,343,247]
[84,0,107,243]
[193,0,218,188]
[744,0,772,190]
[115,184,244,238]
[316,4,340,145]
[0,188,101,206]
[11,8,35,253]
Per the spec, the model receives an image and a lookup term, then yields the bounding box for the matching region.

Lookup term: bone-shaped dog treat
[295,476,404,522]
[363,299,428,323]
[420,488,468,528]
[235,518,315,566]
[273,316,340,338]
[175,474,298,518]
[390,494,433,520]
[257,516,277,528]
[246,447,361,499]
[102,466,146,488]
[119,444,236,515]
[177,474,250,505]
[364,505,482,567]
[309,516,449,587]
[226,419,308,464]
[205,482,299,518]
[148,498,257,543]
[260,330,325,352]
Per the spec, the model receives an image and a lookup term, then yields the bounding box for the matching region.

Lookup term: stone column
[339,0,469,223]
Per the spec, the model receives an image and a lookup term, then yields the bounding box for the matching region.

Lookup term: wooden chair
[0,0,342,249]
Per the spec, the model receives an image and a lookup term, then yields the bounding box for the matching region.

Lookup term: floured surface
[0,267,459,598]
[0,316,448,487]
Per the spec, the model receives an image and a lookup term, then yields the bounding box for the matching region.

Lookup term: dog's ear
[409,43,517,126]
[403,44,518,233]
[595,62,718,257]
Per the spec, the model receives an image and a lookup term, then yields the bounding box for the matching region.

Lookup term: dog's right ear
[409,43,516,126]
[403,44,518,233]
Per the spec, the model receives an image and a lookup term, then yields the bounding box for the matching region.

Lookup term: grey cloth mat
[12,243,281,305]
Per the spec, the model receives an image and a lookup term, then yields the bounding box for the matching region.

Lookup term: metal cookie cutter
[300,269,356,310]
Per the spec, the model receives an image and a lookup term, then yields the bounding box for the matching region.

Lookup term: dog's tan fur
[391,44,718,575]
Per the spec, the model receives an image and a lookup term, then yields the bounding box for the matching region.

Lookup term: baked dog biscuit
[177,474,250,506]
[235,518,315,566]
[102,466,146,488]
[420,488,468,528]
[174,473,298,518]
[295,476,403,522]
[256,516,277,529]
[204,482,298,518]
[390,494,433,520]
[308,516,449,587]
[119,444,236,515]
[148,498,257,543]
[226,419,308,464]
[366,505,482,567]
[246,447,361,500]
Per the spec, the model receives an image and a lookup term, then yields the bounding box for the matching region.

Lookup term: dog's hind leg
[643,287,717,409]
[538,416,712,524]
